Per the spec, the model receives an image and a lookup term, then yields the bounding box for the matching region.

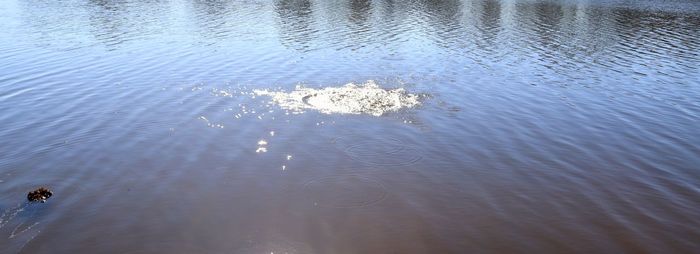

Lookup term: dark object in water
[27,187,53,203]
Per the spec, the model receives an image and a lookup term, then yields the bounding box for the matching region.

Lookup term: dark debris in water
[27,187,53,203]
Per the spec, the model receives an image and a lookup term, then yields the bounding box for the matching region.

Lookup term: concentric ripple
[333,136,424,167]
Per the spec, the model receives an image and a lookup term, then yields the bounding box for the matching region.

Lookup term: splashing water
[254,81,421,116]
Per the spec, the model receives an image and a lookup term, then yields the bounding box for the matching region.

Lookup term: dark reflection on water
[1,0,699,253]
[276,0,316,51]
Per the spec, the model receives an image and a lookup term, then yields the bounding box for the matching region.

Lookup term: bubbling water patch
[253,80,421,116]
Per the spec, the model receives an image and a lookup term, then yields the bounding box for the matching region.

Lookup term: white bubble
[253,80,420,116]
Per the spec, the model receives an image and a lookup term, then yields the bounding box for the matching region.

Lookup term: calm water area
[1,0,699,253]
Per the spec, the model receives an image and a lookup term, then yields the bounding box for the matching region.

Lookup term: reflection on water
[1,0,699,253]
[276,0,316,51]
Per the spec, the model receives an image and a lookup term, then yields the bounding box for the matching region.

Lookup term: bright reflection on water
[1,0,699,253]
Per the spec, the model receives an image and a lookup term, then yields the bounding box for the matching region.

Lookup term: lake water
[1,0,699,253]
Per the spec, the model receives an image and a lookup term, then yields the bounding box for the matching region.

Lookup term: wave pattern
[1,0,699,253]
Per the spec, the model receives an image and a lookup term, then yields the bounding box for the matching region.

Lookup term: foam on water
[254,81,421,116]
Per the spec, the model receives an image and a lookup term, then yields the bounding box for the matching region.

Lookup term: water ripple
[1,0,700,253]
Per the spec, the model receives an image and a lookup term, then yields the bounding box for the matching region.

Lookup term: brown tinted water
[1,0,699,253]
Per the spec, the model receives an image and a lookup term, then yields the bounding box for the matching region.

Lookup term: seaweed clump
[27,187,53,203]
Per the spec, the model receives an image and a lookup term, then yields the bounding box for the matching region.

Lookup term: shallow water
[1,0,699,253]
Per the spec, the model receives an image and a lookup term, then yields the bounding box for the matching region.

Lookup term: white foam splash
[253,81,420,116]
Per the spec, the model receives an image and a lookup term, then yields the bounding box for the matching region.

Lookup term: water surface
[1,0,699,253]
